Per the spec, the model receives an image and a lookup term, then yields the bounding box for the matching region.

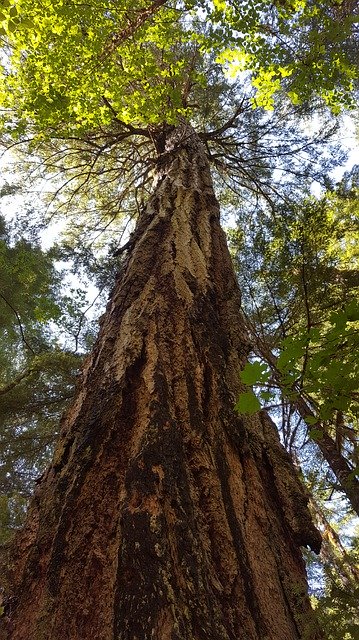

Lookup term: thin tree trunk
[1,124,322,640]
[251,329,359,516]
[310,496,359,587]
[295,399,359,517]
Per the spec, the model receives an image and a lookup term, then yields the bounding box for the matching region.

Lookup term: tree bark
[1,124,322,640]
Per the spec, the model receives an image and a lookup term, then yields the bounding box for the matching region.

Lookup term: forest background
[0,0,358,637]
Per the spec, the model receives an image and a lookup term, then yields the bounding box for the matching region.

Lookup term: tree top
[0,0,357,141]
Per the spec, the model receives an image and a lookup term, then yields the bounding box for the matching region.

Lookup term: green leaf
[331,395,350,411]
[329,310,347,329]
[277,335,306,370]
[324,361,343,384]
[345,299,359,322]
[7,19,16,32]
[235,391,261,415]
[347,466,359,483]
[259,390,274,402]
[213,0,226,10]
[309,428,324,441]
[240,361,270,385]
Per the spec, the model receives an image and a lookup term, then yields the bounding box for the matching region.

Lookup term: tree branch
[0,366,34,396]
[101,0,168,58]
[0,293,36,355]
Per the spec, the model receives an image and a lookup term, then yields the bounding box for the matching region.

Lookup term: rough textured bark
[1,125,322,640]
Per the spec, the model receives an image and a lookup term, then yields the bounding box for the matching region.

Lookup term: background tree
[230,169,359,638]
[305,493,359,640]
[0,208,98,543]
[232,171,359,511]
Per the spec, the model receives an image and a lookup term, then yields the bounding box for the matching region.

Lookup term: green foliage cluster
[312,580,359,640]
[233,172,359,638]
[0,223,60,333]
[235,177,359,456]
[0,0,194,135]
[238,297,359,431]
[0,212,93,542]
[214,0,358,111]
[305,491,359,640]
[0,0,357,144]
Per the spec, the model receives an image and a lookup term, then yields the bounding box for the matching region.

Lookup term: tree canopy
[0,0,357,140]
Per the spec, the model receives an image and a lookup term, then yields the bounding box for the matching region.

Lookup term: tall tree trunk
[1,124,322,640]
